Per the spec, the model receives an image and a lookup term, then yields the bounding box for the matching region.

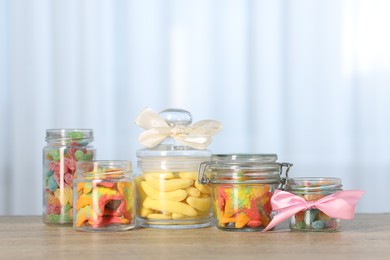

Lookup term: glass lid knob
[159,108,192,127]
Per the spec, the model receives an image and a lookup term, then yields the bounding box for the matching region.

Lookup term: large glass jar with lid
[198,154,292,231]
[134,108,222,228]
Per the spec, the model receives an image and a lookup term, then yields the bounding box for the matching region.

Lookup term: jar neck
[46,129,94,146]
[77,160,132,180]
[287,177,342,192]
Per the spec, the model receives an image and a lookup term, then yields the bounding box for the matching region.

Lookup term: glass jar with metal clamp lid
[198,154,292,231]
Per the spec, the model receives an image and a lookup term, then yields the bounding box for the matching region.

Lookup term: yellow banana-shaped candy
[140,207,154,217]
[143,172,175,179]
[186,196,211,212]
[178,172,198,180]
[185,187,201,198]
[147,213,172,220]
[172,213,185,220]
[145,176,193,192]
[143,197,197,217]
[141,181,187,202]
[194,182,211,194]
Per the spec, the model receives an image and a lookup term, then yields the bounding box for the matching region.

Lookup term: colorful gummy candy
[213,184,273,231]
[290,193,339,231]
[43,139,94,225]
[74,169,135,231]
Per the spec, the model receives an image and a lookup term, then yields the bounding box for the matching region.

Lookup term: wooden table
[0,214,389,259]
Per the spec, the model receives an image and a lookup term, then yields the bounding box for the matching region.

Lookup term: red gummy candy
[247,220,262,228]
[64,173,73,186]
[243,199,261,221]
[65,158,76,171]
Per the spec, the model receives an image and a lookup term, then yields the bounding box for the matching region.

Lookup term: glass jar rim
[287,177,342,191]
[45,129,94,143]
[76,160,132,179]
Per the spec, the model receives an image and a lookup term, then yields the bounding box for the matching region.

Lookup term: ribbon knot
[135,108,222,149]
[306,201,316,209]
[171,126,186,136]
[262,189,364,232]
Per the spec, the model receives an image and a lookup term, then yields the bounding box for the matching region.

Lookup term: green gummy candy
[83,151,93,161]
[294,221,306,230]
[62,204,71,213]
[49,150,60,161]
[48,214,72,223]
[68,132,84,139]
[74,150,84,161]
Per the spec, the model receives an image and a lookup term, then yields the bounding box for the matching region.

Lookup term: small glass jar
[43,129,95,225]
[286,177,342,232]
[136,109,217,229]
[198,154,292,231]
[73,160,136,232]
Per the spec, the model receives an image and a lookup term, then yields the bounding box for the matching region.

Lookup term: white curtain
[1,0,389,215]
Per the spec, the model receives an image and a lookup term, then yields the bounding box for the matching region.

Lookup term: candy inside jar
[43,129,95,225]
[73,160,135,232]
[287,177,342,232]
[198,154,292,231]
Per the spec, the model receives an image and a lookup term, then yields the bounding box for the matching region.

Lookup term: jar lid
[286,177,342,192]
[198,154,292,185]
[45,129,94,145]
[135,108,221,171]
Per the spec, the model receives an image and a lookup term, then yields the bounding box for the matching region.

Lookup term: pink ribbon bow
[262,189,364,232]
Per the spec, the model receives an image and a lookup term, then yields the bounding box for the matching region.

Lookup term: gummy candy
[213,184,273,231]
[47,176,58,192]
[43,138,94,225]
[74,172,135,231]
[291,194,340,231]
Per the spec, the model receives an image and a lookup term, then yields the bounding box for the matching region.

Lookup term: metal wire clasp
[278,162,293,190]
[198,161,214,184]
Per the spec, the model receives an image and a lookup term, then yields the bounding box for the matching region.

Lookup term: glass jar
[43,129,95,225]
[136,108,219,229]
[286,177,342,232]
[198,154,292,231]
[73,160,136,232]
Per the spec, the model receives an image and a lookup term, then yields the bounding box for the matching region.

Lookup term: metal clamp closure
[198,161,212,184]
[278,162,293,190]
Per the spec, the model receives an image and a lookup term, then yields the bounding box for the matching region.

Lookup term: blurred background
[1,0,389,215]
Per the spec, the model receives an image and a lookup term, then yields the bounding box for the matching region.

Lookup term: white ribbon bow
[135,108,222,149]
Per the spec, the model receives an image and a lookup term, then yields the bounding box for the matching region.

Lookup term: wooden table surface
[0,214,389,259]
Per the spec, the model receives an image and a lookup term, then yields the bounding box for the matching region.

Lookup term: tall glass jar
[43,129,95,225]
[73,160,136,232]
[286,177,342,232]
[135,108,220,229]
[198,154,292,231]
